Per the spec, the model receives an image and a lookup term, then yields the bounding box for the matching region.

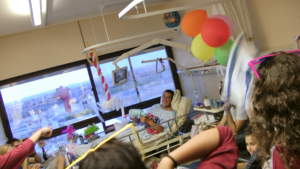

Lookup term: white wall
[247,0,300,51]
[0,117,7,145]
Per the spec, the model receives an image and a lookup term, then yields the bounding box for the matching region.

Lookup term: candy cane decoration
[86,42,111,101]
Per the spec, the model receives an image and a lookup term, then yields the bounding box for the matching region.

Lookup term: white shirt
[223,107,248,121]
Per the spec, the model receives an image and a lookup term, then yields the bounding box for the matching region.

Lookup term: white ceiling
[0,0,170,37]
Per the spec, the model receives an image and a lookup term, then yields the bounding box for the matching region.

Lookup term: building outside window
[0,65,98,139]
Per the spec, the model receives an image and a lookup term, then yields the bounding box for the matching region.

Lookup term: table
[192,107,224,125]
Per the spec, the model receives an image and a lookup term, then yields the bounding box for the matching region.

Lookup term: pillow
[171,89,181,112]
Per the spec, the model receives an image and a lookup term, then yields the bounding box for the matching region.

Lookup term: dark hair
[251,52,300,168]
[163,89,174,100]
[244,124,254,137]
[79,139,146,169]
[6,138,20,145]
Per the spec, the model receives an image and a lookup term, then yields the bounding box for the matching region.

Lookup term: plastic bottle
[128,109,147,118]
[193,90,199,108]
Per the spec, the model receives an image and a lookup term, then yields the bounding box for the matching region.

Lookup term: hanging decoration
[201,18,230,47]
[191,34,215,60]
[179,9,235,65]
[215,40,234,66]
[62,125,76,140]
[181,10,208,37]
[85,42,111,101]
[163,11,181,28]
[85,43,125,118]
[210,15,235,37]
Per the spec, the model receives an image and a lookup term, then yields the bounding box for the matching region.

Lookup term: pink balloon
[210,15,235,37]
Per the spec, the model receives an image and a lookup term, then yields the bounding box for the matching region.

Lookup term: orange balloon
[181,10,208,37]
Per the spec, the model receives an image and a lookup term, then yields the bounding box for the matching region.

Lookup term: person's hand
[40,127,52,137]
[28,163,40,169]
[223,102,231,112]
[140,116,151,123]
[130,117,138,123]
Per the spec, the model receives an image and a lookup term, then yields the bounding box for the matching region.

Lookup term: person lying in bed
[130,89,177,139]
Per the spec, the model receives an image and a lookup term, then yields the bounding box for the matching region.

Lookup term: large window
[0,45,180,141]
[130,49,175,101]
[0,65,99,139]
[90,46,175,110]
[90,58,139,110]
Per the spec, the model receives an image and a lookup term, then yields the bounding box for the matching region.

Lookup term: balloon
[201,18,230,47]
[181,10,208,37]
[191,34,215,60]
[210,15,235,37]
[163,11,181,28]
[215,40,234,66]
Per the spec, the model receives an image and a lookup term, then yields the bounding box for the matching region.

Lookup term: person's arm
[0,127,52,169]
[29,127,52,143]
[33,153,42,163]
[22,158,29,169]
[218,103,231,127]
[28,149,42,163]
[28,155,42,163]
[140,116,164,132]
[217,115,227,126]
[158,128,220,169]
[225,110,246,135]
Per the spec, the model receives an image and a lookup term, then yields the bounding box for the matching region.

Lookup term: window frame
[0,44,182,139]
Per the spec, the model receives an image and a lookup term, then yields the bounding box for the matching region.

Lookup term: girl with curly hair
[249,50,300,168]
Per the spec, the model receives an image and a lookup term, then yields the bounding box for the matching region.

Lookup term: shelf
[193,107,224,113]
[177,65,226,76]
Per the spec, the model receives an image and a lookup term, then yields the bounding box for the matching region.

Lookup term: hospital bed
[71,89,193,162]
[116,89,193,158]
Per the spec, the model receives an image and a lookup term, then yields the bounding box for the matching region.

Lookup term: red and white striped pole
[86,43,111,101]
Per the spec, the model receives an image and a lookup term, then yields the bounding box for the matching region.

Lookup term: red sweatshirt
[198,126,240,169]
[0,139,34,169]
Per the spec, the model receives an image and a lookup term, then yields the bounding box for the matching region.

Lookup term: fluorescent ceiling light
[9,0,30,15]
[118,0,143,18]
[29,0,42,26]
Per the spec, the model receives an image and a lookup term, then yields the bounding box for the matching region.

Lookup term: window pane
[0,65,99,139]
[130,48,176,102]
[90,59,139,112]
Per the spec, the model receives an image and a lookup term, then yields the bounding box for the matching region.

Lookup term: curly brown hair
[251,51,300,168]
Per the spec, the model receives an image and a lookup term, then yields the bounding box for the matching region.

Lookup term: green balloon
[215,40,233,66]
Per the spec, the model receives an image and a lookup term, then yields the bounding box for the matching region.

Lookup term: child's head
[244,124,258,156]
[0,144,12,155]
[6,138,20,148]
[79,138,146,169]
[251,51,300,166]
